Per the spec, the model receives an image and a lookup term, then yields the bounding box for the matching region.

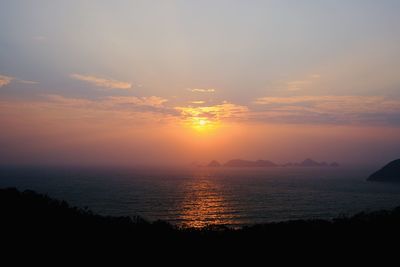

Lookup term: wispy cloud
[5,94,246,126]
[253,95,400,124]
[70,74,132,90]
[286,74,321,91]
[190,101,206,104]
[45,94,94,107]
[0,75,13,87]
[0,94,175,127]
[187,88,216,93]
[16,79,38,85]
[45,95,168,109]
[0,75,36,87]
[105,96,168,107]
[176,101,248,125]
[254,95,398,112]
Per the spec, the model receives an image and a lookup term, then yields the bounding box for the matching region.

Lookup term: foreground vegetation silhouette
[2,187,400,251]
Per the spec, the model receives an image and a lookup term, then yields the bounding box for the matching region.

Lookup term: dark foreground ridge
[368,159,400,182]
[2,187,400,251]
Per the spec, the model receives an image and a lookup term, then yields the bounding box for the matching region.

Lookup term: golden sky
[1,1,400,166]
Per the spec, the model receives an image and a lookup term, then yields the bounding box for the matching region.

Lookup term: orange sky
[1,1,400,166]
[1,96,399,166]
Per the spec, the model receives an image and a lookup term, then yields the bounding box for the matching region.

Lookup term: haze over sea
[1,165,400,228]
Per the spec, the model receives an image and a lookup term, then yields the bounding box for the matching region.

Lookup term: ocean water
[1,165,400,228]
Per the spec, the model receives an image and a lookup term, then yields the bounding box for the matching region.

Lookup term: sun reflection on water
[178,172,238,228]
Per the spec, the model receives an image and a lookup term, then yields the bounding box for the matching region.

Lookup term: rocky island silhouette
[206,158,340,168]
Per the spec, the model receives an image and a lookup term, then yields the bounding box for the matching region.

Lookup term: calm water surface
[1,166,400,228]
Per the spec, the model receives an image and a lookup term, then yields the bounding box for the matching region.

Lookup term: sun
[198,119,207,126]
[191,117,216,132]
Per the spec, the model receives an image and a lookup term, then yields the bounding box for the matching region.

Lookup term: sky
[1,0,400,166]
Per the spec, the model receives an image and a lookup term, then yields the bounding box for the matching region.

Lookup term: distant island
[206,158,339,168]
[223,159,278,167]
[283,158,339,168]
[368,159,400,182]
[207,160,222,167]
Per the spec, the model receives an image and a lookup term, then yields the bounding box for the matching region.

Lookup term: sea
[1,165,400,228]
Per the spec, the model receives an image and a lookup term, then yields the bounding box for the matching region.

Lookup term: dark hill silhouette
[2,187,400,232]
[2,187,400,256]
[368,159,400,182]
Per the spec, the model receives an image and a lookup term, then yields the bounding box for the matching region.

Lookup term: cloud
[45,94,94,107]
[0,94,175,125]
[253,95,400,124]
[42,94,400,126]
[45,94,168,109]
[104,96,168,107]
[287,80,312,91]
[17,79,38,85]
[286,74,321,91]
[70,74,132,89]
[0,75,13,87]
[176,101,248,124]
[253,95,399,112]
[187,88,216,93]
[42,95,248,124]
[0,74,39,88]
[0,96,176,129]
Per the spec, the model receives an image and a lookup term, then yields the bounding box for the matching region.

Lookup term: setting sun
[2,0,400,247]
[199,119,207,126]
[191,117,216,132]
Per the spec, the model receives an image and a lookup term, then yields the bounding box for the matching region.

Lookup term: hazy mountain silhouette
[300,158,326,167]
[207,158,340,167]
[283,158,339,167]
[207,160,221,167]
[224,159,278,167]
[368,159,400,182]
[330,162,340,167]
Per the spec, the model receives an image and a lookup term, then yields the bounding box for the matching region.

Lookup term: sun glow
[175,102,248,133]
[199,119,207,126]
[191,117,217,132]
